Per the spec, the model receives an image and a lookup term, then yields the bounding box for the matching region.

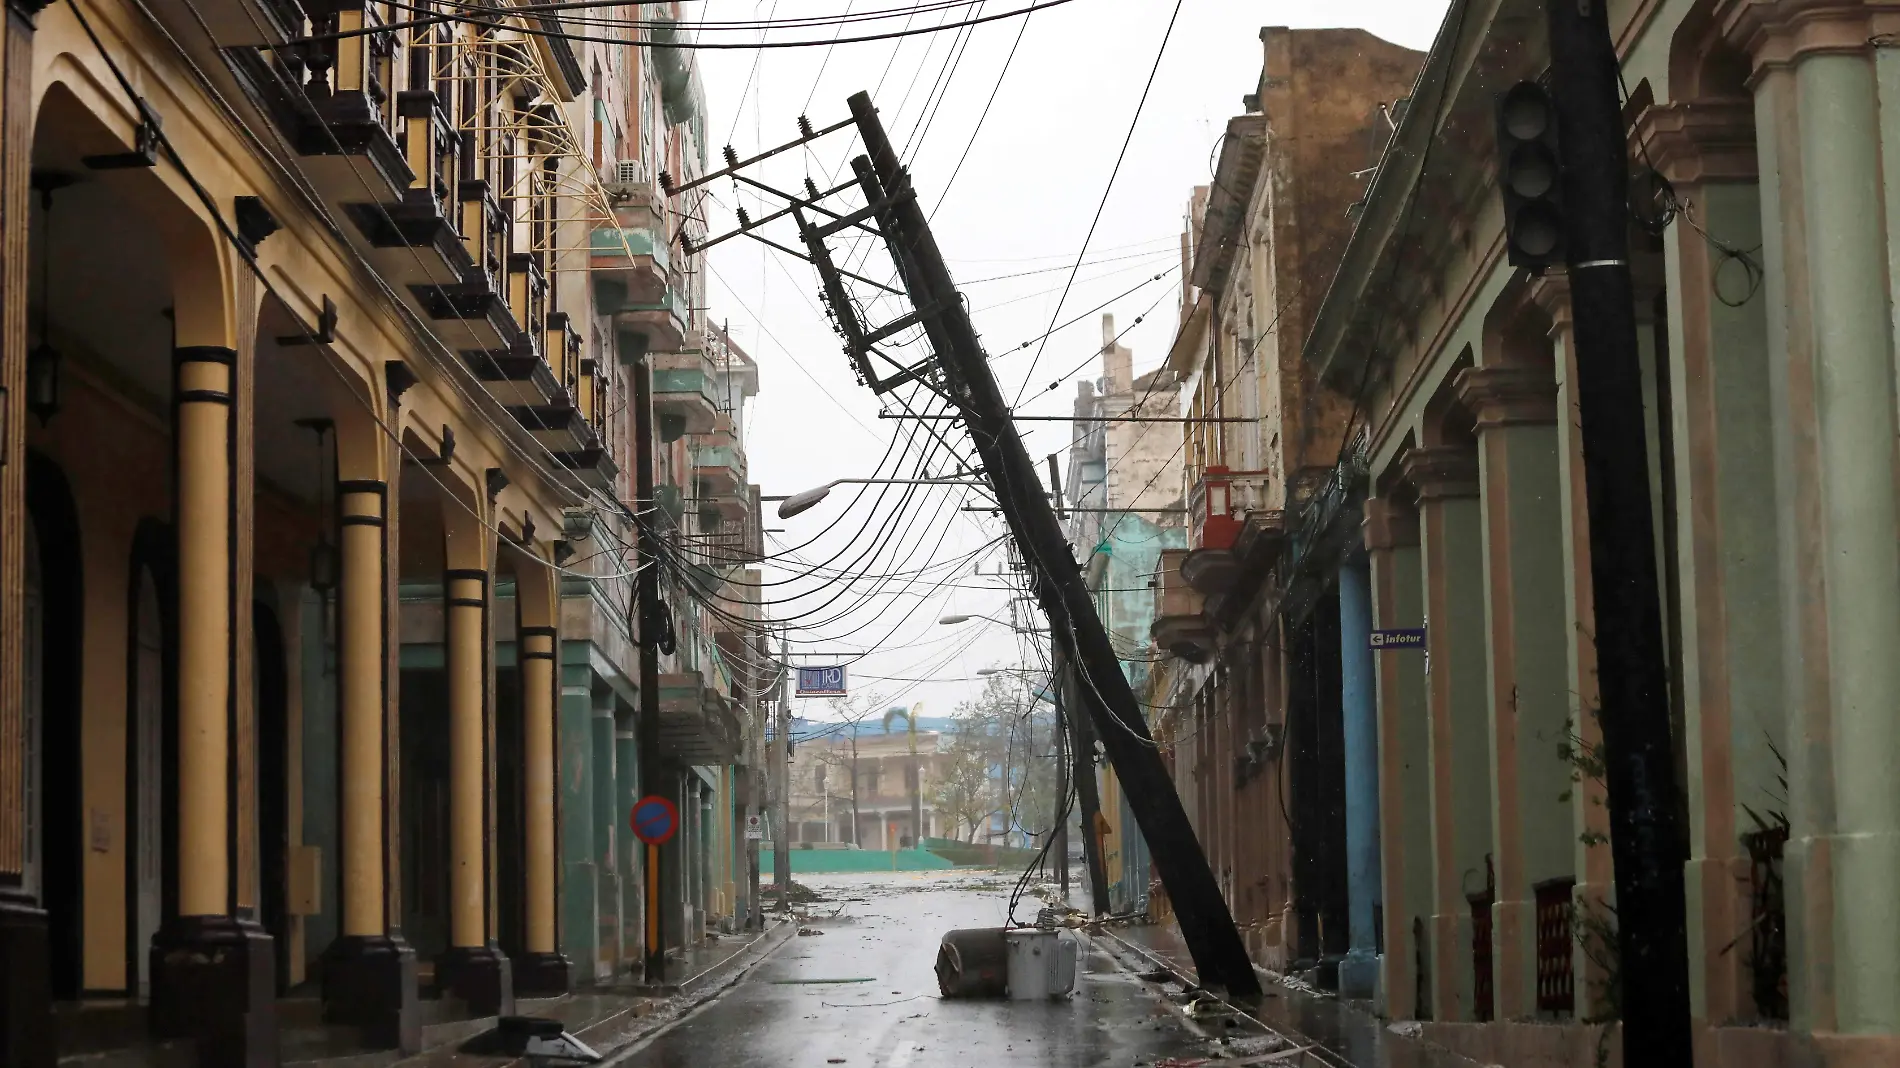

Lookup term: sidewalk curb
[581,919,796,1064]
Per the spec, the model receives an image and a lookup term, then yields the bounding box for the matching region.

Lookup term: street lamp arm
[771,477,985,519]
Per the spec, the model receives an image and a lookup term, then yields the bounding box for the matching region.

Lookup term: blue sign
[631,795,679,845]
[1370,627,1426,650]
[796,665,847,697]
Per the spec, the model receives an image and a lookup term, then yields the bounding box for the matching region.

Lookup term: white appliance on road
[1004,927,1080,999]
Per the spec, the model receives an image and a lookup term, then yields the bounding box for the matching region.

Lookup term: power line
[299,0,1081,49]
[1011,0,1185,405]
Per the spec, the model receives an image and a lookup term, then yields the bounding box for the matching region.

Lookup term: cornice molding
[1634,101,1760,185]
[1401,445,1480,501]
[1363,497,1421,551]
[1456,366,1558,430]
[1717,0,1900,82]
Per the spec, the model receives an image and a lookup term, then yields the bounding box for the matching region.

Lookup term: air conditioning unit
[604,158,650,200]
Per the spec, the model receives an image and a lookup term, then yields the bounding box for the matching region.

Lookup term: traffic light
[1495,81,1566,268]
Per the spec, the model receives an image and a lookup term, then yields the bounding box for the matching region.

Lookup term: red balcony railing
[1534,878,1576,1015]
[1189,465,1273,551]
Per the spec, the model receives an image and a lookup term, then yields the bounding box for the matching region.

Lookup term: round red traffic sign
[631,795,679,845]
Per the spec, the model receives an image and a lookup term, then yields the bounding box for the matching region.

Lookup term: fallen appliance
[935,925,1080,999]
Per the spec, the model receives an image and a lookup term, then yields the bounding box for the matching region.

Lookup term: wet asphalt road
[606,871,1220,1068]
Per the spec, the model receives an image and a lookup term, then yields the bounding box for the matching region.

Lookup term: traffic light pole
[1544,3,1690,1062]
[837,92,1259,997]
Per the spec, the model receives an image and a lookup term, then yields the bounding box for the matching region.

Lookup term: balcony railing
[650,349,721,435]
[1189,466,1274,551]
[1534,878,1576,1016]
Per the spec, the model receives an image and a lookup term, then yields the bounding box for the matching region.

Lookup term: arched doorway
[124,520,175,1001]
[254,600,291,993]
[130,558,162,999]
[26,452,84,1000]
[23,494,41,906]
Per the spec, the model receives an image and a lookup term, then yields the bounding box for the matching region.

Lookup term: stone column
[1721,0,1900,1034]
[1528,273,1617,1019]
[0,3,54,1063]
[1638,95,1784,1030]
[1337,557,1382,999]
[149,298,276,1063]
[1404,445,1492,1022]
[558,657,596,983]
[1457,364,1572,1021]
[436,507,511,1014]
[1366,498,1429,1019]
[320,429,418,1049]
[515,617,568,995]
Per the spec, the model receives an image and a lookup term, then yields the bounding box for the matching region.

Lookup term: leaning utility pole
[633,353,667,983]
[829,94,1256,995]
[658,89,1260,998]
[1545,3,1690,1062]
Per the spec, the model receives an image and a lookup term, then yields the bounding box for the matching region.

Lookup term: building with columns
[1147,25,1424,982]
[0,0,767,1064]
[1285,0,1900,1063]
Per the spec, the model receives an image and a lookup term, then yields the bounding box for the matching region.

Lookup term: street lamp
[939,613,1048,633]
[768,477,983,520]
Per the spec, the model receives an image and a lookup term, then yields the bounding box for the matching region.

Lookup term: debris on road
[762,880,825,903]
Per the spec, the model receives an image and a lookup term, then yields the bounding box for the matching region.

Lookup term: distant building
[1064,315,1186,914]
[784,713,954,848]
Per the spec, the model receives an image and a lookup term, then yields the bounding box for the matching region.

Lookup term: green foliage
[1571,897,1621,1023]
[1728,735,1790,1021]
[1558,710,1620,1022]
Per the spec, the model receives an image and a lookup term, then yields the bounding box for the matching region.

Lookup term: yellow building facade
[0,0,761,1063]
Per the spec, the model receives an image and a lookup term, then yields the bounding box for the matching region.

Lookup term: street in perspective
[6,0,1900,1067]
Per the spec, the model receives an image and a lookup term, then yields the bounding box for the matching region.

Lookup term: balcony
[1189,466,1277,551]
[614,286,692,355]
[429,182,525,358]
[692,443,746,497]
[1150,548,1215,663]
[657,670,742,765]
[688,507,763,568]
[336,90,465,289]
[506,252,549,354]
[650,349,721,436]
[590,199,671,309]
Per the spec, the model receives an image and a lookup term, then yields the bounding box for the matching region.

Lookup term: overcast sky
[689,1,1450,720]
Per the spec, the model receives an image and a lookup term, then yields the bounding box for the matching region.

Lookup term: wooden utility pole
[1544,3,1691,1061]
[633,351,667,984]
[824,92,1260,997]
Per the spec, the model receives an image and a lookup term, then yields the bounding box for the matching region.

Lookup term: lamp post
[938,613,1049,633]
[767,477,983,519]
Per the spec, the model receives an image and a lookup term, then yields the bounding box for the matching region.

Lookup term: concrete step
[56,1040,196,1068]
